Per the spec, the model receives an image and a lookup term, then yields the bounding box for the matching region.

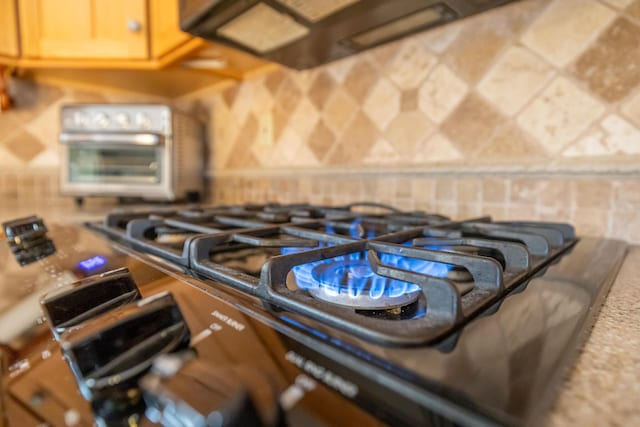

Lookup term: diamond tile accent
[563,115,640,156]
[322,88,358,135]
[417,21,462,53]
[229,83,256,126]
[277,127,305,163]
[415,133,463,163]
[384,111,435,157]
[213,99,240,169]
[274,76,303,113]
[477,46,554,116]
[521,0,616,67]
[250,81,275,114]
[0,145,21,167]
[478,123,547,161]
[400,90,419,112]
[307,120,337,162]
[362,79,401,131]
[418,64,468,124]
[572,17,640,102]
[327,113,377,165]
[378,39,437,90]
[2,130,46,163]
[629,0,640,19]
[363,139,401,165]
[308,71,337,109]
[226,114,259,169]
[289,98,320,141]
[325,55,356,83]
[264,68,287,94]
[517,77,605,153]
[442,94,504,154]
[344,59,379,102]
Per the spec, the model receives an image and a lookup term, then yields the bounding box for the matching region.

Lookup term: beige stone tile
[292,143,320,167]
[307,70,336,109]
[226,114,259,169]
[477,46,555,116]
[25,97,70,149]
[307,120,337,163]
[478,122,548,161]
[572,17,640,102]
[276,127,304,164]
[377,39,438,90]
[574,179,613,209]
[325,55,357,83]
[510,178,544,205]
[481,203,509,221]
[400,89,418,112]
[212,99,240,169]
[249,81,275,114]
[441,8,521,84]
[362,78,401,131]
[572,207,611,236]
[563,114,640,156]
[504,203,540,221]
[622,90,640,127]
[343,59,380,102]
[1,130,45,163]
[458,202,483,219]
[362,139,401,165]
[263,68,287,95]
[274,76,303,114]
[627,0,640,19]
[435,178,457,202]
[442,94,504,154]
[521,0,616,67]
[601,0,634,9]
[69,89,108,103]
[221,84,240,108]
[384,111,435,157]
[322,88,358,135]
[417,21,462,53]
[517,77,605,153]
[417,64,468,124]
[327,113,377,165]
[288,98,319,141]
[609,209,640,241]
[482,178,507,204]
[0,145,21,168]
[612,179,640,210]
[414,133,463,163]
[29,149,60,168]
[457,178,482,204]
[538,179,573,210]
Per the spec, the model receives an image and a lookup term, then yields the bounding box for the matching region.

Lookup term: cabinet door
[19,0,148,60]
[0,0,19,56]
[150,0,191,59]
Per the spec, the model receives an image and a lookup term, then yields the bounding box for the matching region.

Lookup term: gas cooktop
[0,203,628,427]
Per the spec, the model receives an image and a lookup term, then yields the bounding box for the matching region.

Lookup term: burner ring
[307,261,421,310]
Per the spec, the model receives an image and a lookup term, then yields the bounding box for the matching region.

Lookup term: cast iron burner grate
[93,203,576,346]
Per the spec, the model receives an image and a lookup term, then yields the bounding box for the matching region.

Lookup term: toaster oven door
[60,132,171,198]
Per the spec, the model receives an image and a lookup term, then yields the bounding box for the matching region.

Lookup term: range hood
[179,0,518,70]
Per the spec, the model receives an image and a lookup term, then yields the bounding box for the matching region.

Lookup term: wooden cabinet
[19,0,149,60]
[0,0,20,57]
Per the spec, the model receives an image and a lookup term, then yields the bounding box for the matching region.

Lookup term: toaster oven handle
[59,132,164,146]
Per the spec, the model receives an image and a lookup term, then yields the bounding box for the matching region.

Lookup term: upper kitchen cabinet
[0,0,20,57]
[19,0,149,60]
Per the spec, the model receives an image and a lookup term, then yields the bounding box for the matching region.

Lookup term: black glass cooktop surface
[0,203,627,427]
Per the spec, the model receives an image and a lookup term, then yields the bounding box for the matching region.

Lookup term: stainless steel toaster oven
[59,104,204,204]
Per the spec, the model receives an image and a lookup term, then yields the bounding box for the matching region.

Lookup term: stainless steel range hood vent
[180,0,519,70]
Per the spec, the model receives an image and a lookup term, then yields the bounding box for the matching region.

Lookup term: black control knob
[40,267,141,339]
[141,357,283,427]
[60,292,191,425]
[3,215,56,265]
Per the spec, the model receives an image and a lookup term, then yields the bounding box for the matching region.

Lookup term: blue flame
[282,248,452,300]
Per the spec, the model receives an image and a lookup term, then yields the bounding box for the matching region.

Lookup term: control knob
[41,267,141,339]
[60,292,190,425]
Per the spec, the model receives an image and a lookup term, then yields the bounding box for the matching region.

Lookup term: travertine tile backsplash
[193,0,640,172]
[1,0,640,242]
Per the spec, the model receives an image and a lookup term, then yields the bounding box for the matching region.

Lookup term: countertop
[1,204,639,426]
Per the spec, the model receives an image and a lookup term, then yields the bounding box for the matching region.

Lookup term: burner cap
[306,260,421,310]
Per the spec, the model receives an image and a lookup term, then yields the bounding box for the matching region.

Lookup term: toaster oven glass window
[68,146,162,184]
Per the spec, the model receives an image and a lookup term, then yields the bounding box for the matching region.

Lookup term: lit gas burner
[288,252,452,310]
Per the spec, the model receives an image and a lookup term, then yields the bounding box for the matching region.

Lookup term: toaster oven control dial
[60,291,191,425]
[115,113,131,129]
[40,267,141,339]
[135,112,151,129]
[93,112,110,129]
